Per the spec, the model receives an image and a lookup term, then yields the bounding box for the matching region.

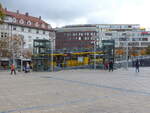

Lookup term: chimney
[5,8,7,11]
[39,16,41,20]
[25,12,29,16]
[17,10,19,14]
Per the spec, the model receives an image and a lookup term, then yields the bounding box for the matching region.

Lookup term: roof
[2,9,53,31]
[63,24,140,28]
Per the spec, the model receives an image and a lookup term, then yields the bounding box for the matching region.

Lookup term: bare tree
[0,36,11,58]
[22,48,32,59]
[0,3,5,24]
[9,35,24,59]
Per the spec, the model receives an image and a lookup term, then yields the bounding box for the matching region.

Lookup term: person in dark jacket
[109,61,114,72]
[135,59,140,72]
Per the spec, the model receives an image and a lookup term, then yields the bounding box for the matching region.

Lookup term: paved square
[0,68,150,113]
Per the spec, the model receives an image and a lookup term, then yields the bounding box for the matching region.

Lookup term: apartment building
[0,8,55,69]
[0,8,55,49]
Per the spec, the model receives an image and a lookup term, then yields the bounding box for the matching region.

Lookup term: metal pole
[126,33,129,70]
[20,39,23,72]
[51,37,54,72]
[94,36,96,70]
[10,24,15,65]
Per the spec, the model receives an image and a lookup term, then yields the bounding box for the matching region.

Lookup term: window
[36,30,39,34]
[19,19,24,24]
[13,27,16,30]
[132,38,140,41]
[79,37,81,40]
[142,38,148,41]
[105,33,112,36]
[73,33,76,36]
[4,33,7,37]
[128,25,132,28]
[1,32,4,38]
[28,36,32,42]
[67,33,70,36]
[28,44,32,48]
[128,42,139,46]
[122,33,126,36]
[28,28,31,33]
[119,38,127,41]
[27,21,31,25]
[121,25,128,29]
[85,37,87,40]
[141,42,150,46]
[21,27,24,32]
[12,17,17,23]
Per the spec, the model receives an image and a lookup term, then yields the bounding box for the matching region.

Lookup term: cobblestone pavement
[0,67,150,113]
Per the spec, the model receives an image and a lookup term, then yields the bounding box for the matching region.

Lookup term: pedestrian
[104,62,108,70]
[25,62,30,73]
[135,59,140,72]
[10,64,16,75]
[109,61,114,72]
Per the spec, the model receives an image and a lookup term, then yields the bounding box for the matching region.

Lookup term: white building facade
[0,9,55,49]
[96,24,150,49]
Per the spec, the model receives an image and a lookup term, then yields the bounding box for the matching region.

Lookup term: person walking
[135,59,140,72]
[10,64,16,75]
[109,61,114,72]
[25,62,30,73]
[104,62,108,70]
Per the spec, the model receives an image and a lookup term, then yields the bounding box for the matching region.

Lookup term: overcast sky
[1,0,150,29]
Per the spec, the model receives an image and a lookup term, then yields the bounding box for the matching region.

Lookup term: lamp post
[49,31,55,72]
[125,32,130,70]
[94,36,96,70]
[126,38,128,70]
[20,37,23,72]
[51,38,54,72]
[10,24,15,65]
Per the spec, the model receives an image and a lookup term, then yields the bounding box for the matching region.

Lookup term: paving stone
[0,67,150,113]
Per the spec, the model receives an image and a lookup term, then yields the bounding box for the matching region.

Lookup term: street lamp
[93,36,96,70]
[20,36,24,72]
[10,24,15,65]
[51,39,54,72]
[125,32,131,70]
[49,31,55,72]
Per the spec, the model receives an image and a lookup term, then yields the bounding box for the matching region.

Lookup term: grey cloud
[1,0,107,22]
[1,0,135,27]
